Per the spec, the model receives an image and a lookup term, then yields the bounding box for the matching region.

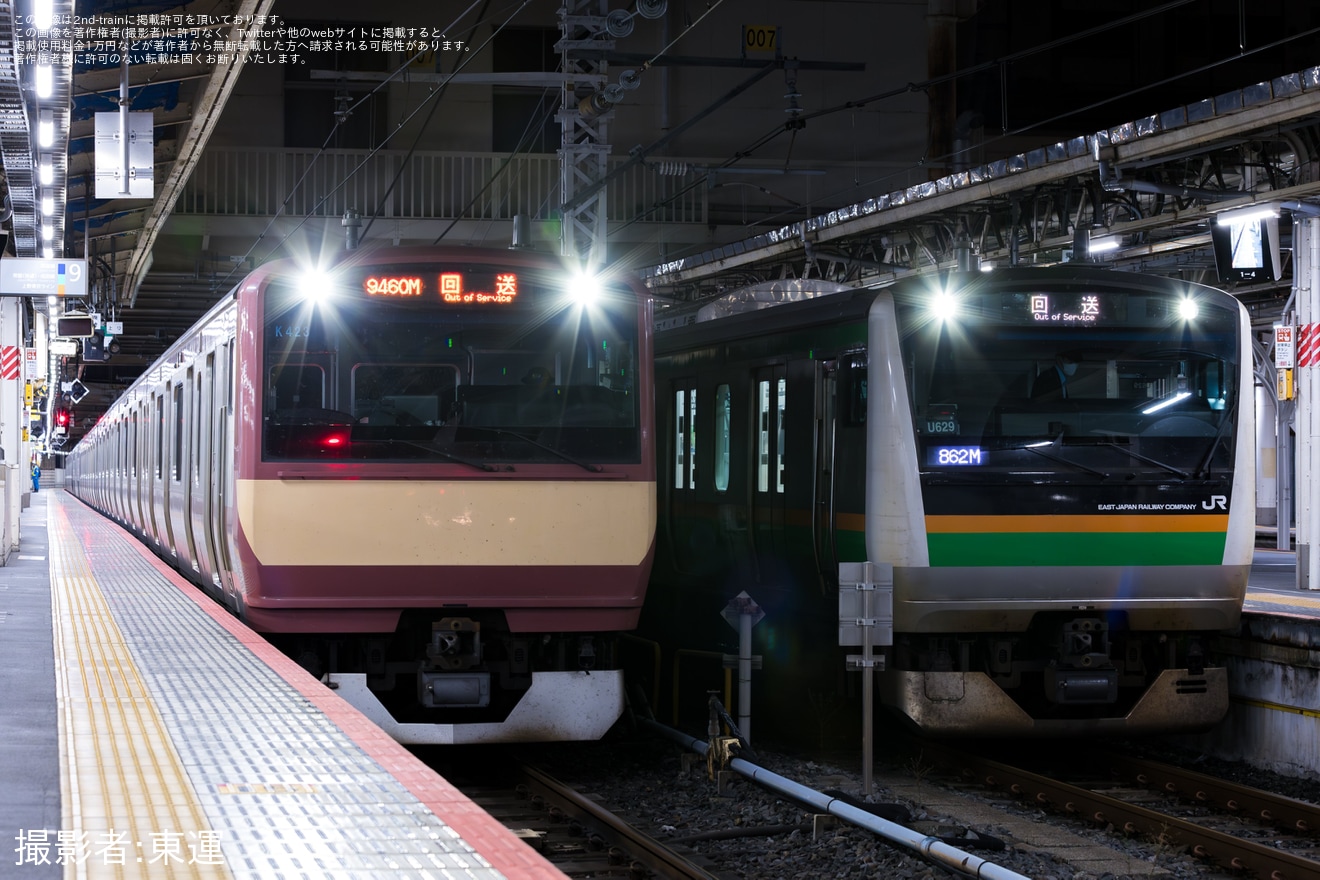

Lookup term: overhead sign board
[741,25,779,55]
[50,340,78,356]
[95,111,155,199]
[0,259,87,298]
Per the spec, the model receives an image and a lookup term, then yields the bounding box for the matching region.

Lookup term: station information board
[0,258,88,298]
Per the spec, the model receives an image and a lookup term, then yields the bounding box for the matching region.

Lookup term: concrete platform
[1,490,568,879]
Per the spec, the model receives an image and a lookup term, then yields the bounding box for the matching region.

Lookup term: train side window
[155,395,164,480]
[756,377,787,494]
[841,353,867,426]
[173,383,184,481]
[673,384,697,489]
[714,384,731,492]
[775,378,786,493]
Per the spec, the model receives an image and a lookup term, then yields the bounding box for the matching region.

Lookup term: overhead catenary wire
[358,0,496,243]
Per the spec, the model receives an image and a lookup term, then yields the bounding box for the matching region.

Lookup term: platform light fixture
[41,191,53,217]
[1089,235,1120,254]
[33,0,53,30]
[35,63,52,98]
[38,154,53,186]
[38,109,53,147]
[1214,203,1279,226]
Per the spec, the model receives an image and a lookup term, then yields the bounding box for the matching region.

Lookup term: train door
[192,352,218,588]
[114,420,126,524]
[812,360,840,582]
[130,410,143,534]
[164,382,187,561]
[664,378,699,572]
[750,365,787,581]
[183,368,205,575]
[214,344,238,603]
[149,397,164,546]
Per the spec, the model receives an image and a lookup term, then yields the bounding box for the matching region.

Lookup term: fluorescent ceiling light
[1142,391,1191,415]
[38,155,53,185]
[41,192,53,216]
[35,64,52,98]
[38,109,53,147]
[1215,204,1278,226]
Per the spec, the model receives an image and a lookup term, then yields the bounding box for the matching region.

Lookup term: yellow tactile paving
[1246,589,1320,611]
[50,503,232,879]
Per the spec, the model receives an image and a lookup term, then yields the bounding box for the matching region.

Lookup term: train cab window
[352,363,460,426]
[269,364,326,414]
[261,267,642,464]
[714,384,731,492]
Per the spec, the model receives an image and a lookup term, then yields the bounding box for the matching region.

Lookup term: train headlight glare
[299,270,333,304]
[931,291,958,322]
[567,270,602,307]
[1178,298,1199,321]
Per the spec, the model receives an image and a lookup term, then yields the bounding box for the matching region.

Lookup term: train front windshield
[897,282,1240,480]
[262,264,641,465]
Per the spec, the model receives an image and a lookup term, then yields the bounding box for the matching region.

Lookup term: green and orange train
[646,266,1253,737]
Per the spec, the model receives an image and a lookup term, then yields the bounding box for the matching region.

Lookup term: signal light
[54,409,70,427]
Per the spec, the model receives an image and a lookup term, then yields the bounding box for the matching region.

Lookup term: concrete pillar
[1295,218,1320,588]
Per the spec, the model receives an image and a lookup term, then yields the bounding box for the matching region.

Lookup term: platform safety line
[1230,694,1320,720]
[49,498,231,880]
[1245,589,1320,611]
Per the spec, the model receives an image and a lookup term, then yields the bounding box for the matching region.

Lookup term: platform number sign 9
[742,25,779,55]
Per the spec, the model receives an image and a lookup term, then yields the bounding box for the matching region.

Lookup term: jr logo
[1202,495,1227,510]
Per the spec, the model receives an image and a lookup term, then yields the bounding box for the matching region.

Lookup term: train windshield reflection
[262,272,641,464]
[897,287,1241,478]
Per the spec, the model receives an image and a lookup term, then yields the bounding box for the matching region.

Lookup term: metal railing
[176,147,710,225]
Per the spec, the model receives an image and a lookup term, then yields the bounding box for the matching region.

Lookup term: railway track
[919,741,1320,879]
[445,752,725,879]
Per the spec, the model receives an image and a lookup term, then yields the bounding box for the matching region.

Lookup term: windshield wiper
[457,426,603,472]
[1193,400,1237,479]
[351,437,506,472]
[1022,443,1111,479]
[1099,443,1190,479]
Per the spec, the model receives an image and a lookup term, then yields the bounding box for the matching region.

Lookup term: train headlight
[1178,298,1199,321]
[299,269,334,304]
[930,290,959,322]
[566,271,602,308]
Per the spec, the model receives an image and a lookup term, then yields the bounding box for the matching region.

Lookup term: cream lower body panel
[237,478,655,567]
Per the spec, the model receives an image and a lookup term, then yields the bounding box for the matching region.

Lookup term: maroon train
[66,245,656,743]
